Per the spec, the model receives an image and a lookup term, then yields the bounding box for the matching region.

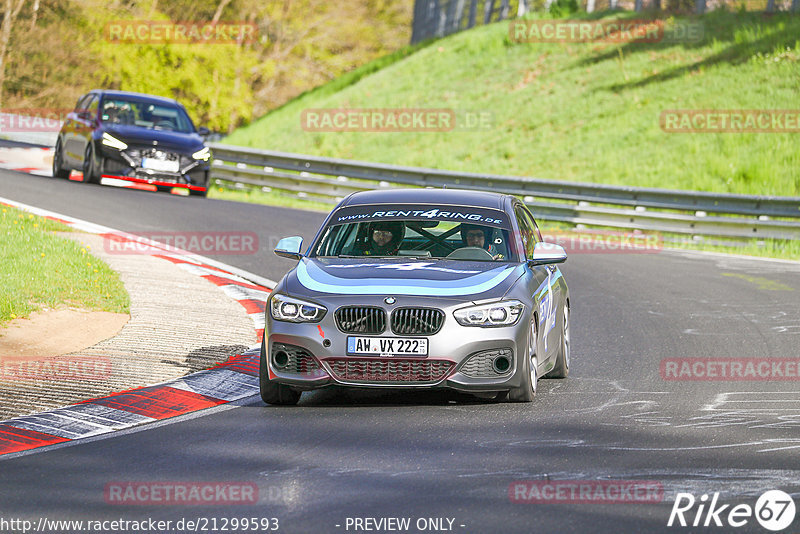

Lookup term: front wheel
[259,336,301,406]
[508,316,538,402]
[189,175,209,197]
[545,304,570,379]
[52,139,70,179]
[82,144,100,184]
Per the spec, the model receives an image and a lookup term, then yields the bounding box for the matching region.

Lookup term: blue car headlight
[454,300,524,327]
[102,132,128,150]
[270,294,326,323]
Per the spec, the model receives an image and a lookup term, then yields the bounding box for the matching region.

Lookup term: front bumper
[265,296,532,393]
[98,144,209,191]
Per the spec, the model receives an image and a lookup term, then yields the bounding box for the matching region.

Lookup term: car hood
[104,125,204,152]
[286,257,525,299]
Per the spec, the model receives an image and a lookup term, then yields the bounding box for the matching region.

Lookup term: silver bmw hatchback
[260,189,570,405]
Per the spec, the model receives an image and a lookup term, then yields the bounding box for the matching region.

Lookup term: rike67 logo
[668,490,796,531]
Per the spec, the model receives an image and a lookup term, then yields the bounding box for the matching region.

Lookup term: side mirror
[197,126,211,137]
[274,236,303,260]
[529,242,567,266]
[77,110,92,121]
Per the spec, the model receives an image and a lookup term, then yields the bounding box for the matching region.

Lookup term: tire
[189,175,209,197]
[259,336,301,406]
[545,304,570,379]
[82,143,100,184]
[52,139,70,179]
[508,315,538,402]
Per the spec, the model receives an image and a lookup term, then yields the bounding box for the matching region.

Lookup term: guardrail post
[484,0,496,23]
[695,0,706,14]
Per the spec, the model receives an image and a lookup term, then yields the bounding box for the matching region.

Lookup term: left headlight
[192,146,211,161]
[102,132,128,150]
[454,300,524,327]
[270,294,326,323]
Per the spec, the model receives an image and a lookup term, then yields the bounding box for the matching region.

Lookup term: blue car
[261,189,570,404]
[53,89,211,196]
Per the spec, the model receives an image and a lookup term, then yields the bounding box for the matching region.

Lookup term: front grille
[459,348,513,378]
[335,307,386,334]
[140,148,180,161]
[391,308,444,336]
[326,358,453,383]
[272,343,323,375]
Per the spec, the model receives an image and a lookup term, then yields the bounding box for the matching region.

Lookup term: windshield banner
[331,205,509,228]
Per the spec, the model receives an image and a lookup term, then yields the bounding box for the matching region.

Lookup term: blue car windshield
[313,219,519,262]
[100,98,195,133]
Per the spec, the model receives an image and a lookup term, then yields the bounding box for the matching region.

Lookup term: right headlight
[270,294,326,323]
[454,300,524,327]
[102,132,128,150]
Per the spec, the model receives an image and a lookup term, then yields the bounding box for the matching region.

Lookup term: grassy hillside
[3,0,412,132]
[224,11,800,196]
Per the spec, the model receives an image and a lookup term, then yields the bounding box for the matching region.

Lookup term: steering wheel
[445,247,494,261]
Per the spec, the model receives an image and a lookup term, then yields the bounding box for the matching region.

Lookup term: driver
[460,223,504,260]
[362,221,405,256]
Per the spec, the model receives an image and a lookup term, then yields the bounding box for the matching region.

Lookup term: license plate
[347,336,428,356]
[142,157,179,173]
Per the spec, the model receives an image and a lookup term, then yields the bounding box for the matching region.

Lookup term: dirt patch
[0,307,129,359]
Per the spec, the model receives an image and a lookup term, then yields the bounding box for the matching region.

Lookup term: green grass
[0,206,130,327]
[208,184,332,213]
[224,10,800,197]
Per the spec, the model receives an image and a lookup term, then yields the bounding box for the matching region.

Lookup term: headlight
[270,294,326,323]
[102,132,128,150]
[454,300,524,327]
[192,146,211,161]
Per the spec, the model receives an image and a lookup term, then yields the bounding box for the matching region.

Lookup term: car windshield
[312,206,519,262]
[99,98,195,133]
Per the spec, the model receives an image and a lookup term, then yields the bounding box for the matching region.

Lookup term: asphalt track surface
[1,168,799,534]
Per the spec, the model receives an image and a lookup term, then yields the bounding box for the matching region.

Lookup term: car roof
[339,188,513,211]
[89,89,181,106]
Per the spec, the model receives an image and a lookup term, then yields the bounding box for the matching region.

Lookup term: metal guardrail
[208,143,800,240]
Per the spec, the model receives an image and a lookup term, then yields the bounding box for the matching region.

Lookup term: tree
[0,0,26,108]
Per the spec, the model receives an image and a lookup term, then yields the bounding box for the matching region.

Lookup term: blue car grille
[335,307,386,334]
[326,358,453,383]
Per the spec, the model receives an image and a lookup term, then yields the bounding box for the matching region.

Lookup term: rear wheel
[52,139,70,179]
[545,304,570,379]
[82,144,100,184]
[259,336,301,406]
[508,316,538,402]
